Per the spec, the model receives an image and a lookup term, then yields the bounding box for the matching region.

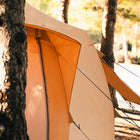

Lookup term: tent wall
[40,39,70,140]
[25,35,47,140]
[45,31,81,107]
[69,45,115,140]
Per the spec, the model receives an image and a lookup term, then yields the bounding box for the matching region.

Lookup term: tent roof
[25,3,92,46]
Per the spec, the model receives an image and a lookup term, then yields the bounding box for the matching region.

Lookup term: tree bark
[60,0,70,23]
[101,0,118,107]
[0,0,28,139]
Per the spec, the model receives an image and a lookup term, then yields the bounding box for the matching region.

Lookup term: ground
[114,63,140,140]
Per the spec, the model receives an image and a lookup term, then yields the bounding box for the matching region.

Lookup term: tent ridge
[26,24,82,45]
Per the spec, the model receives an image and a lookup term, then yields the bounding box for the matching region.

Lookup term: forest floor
[114,63,140,140]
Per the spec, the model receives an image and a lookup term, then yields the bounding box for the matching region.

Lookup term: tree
[60,0,70,23]
[100,0,118,106]
[0,0,28,139]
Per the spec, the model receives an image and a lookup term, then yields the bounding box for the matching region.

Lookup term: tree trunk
[101,0,118,107]
[0,0,28,139]
[60,0,70,23]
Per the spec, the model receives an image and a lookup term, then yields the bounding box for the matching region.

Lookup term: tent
[25,3,140,140]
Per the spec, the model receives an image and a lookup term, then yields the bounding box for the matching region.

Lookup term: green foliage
[87,29,102,43]
[127,41,132,51]
[26,0,60,18]
[39,0,48,12]
[117,0,140,22]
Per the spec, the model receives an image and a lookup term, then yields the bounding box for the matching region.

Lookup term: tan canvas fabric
[69,45,115,140]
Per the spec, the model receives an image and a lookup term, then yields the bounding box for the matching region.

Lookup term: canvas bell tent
[24,3,140,140]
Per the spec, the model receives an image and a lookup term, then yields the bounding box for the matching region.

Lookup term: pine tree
[60,0,70,23]
[101,0,118,106]
[0,0,28,139]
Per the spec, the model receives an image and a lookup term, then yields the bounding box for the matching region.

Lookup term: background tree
[0,0,28,139]
[100,0,118,106]
[83,0,140,63]
[60,0,70,23]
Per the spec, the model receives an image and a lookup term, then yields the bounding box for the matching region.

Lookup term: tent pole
[36,36,49,140]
